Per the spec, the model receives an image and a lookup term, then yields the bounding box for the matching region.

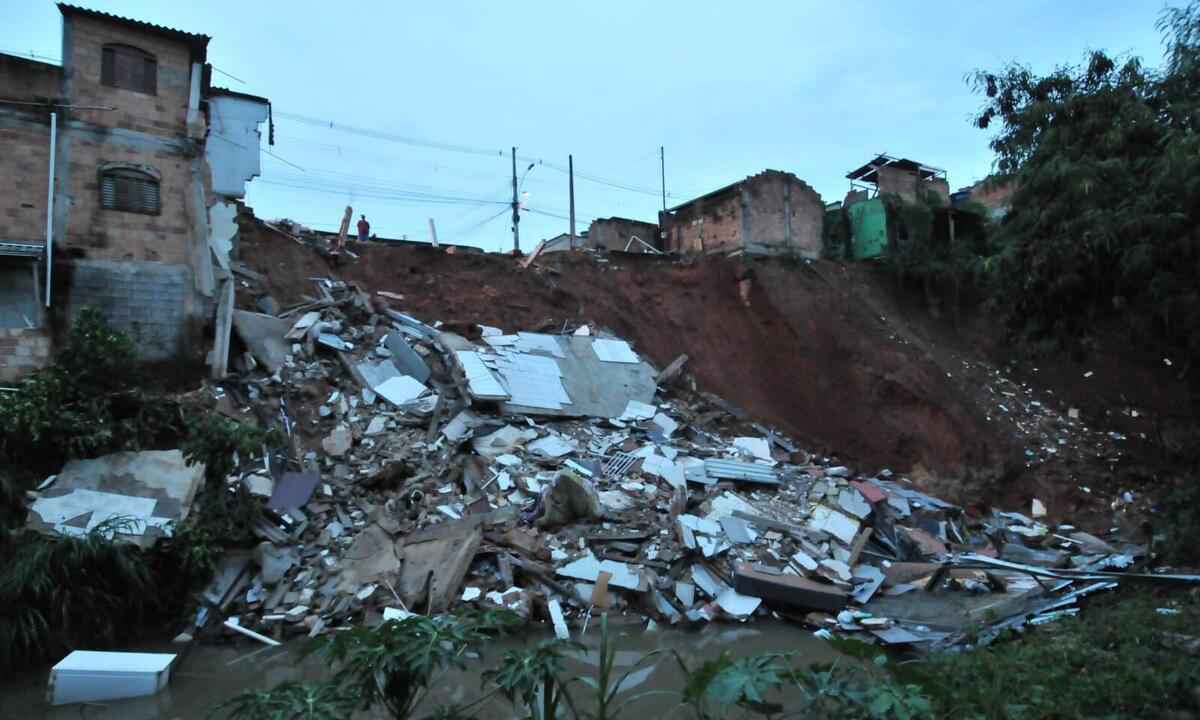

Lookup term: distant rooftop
[846,154,946,185]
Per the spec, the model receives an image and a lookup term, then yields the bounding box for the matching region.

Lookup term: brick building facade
[659,170,824,258]
[0,4,269,382]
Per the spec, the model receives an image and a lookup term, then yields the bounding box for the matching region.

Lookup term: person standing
[356,214,370,243]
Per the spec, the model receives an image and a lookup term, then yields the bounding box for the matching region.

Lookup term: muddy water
[1,619,845,719]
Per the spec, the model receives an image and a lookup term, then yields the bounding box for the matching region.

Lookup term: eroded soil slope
[238,225,1017,480]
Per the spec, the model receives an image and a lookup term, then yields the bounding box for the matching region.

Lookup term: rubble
[27,450,204,547]
[163,274,1188,653]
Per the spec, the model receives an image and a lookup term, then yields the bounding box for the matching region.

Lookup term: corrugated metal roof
[58,4,210,55]
[703,459,781,485]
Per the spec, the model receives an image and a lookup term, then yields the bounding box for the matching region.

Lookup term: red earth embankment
[238,225,1017,479]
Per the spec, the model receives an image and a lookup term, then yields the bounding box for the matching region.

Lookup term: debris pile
[33,274,1190,651]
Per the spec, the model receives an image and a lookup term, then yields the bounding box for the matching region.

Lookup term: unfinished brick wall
[661,170,824,258]
[58,130,195,264]
[0,111,54,244]
[663,189,742,254]
[0,53,61,100]
[0,328,52,382]
[587,218,660,252]
[62,14,195,136]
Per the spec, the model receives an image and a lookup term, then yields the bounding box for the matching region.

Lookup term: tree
[969,1,1200,364]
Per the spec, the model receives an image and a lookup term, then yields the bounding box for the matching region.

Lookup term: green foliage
[314,609,520,720]
[179,413,281,545]
[969,1,1200,355]
[212,682,358,720]
[564,615,670,720]
[913,592,1200,719]
[675,651,791,718]
[0,308,182,485]
[0,518,156,668]
[485,638,583,720]
[1154,477,1200,565]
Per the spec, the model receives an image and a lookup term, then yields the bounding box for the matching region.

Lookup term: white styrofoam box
[49,651,176,706]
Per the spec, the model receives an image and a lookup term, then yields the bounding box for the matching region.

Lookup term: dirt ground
[235,220,1196,525]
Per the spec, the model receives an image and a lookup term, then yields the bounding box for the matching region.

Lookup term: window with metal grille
[101,44,157,95]
[100,168,160,214]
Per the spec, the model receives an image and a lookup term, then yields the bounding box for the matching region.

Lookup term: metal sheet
[703,459,781,485]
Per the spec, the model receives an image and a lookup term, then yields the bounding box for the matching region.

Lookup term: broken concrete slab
[473,425,538,458]
[384,333,431,384]
[557,555,644,591]
[267,469,320,512]
[807,505,860,545]
[28,450,204,546]
[233,310,292,373]
[398,520,482,613]
[322,424,353,457]
[337,525,404,592]
[498,336,657,419]
[375,375,428,406]
[732,563,847,613]
[255,542,297,586]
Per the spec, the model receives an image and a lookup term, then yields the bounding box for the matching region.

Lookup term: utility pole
[568,154,576,250]
[510,146,520,253]
[427,217,439,248]
[660,145,666,211]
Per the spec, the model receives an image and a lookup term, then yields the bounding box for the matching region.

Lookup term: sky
[2,1,1175,252]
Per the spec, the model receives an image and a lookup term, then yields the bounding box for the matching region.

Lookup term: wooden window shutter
[99,169,160,214]
[100,45,157,95]
[142,56,157,95]
[101,46,115,86]
[100,173,116,209]
[141,177,160,213]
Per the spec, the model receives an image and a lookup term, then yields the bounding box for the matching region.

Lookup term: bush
[0,519,157,668]
[0,308,181,474]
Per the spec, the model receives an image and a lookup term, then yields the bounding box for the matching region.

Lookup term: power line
[256,177,507,206]
[275,110,504,158]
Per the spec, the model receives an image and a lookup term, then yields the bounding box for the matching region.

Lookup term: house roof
[208,86,270,105]
[846,154,946,184]
[58,4,210,58]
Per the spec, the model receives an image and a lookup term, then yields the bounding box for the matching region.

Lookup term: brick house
[842,155,950,259]
[0,4,270,382]
[658,170,824,258]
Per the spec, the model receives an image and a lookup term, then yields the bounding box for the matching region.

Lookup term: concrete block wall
[62,259,191,360]
[0,112,53,244]
[742,170,824,259]
[0,328,52,382]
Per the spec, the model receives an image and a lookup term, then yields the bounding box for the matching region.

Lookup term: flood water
[1,618,847,719]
